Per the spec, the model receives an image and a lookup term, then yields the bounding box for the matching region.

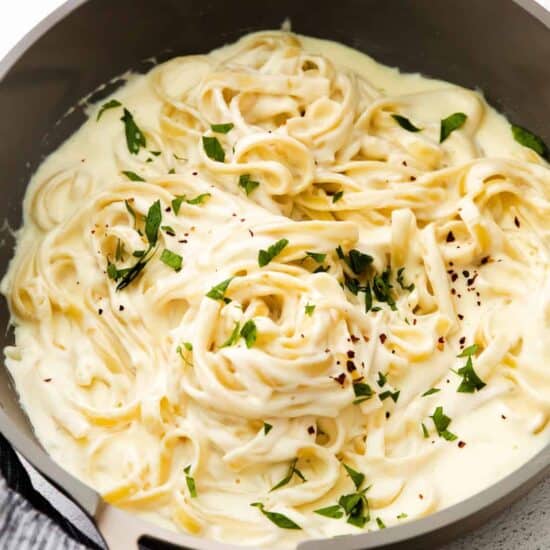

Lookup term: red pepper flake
[467,274,478,286]
[419,494,424,500]
[459,336,466,345]
[480,256,490,265]
[458,314,464,320]
[477,301,481,306]
[43,378,52,383]
[347,350,355,359]
[119,305,124,311]
[385,411,391,419]
[307,426,315,434]
[501,414,507,420]
[462,270,470,278]
[346,360,356,373]
[451,273,458,282]
[402,161,408,166]
[446,231,455,243]
[458,441,466,448]
[165,206,171,212]
[192,171,198,176]
[410,176,417,181]
[98,308,103,315]
[514,216,520,228]
[451,288,456,295]
[331,373,346,385]
[413,319,417,325]
[379,333,387,344]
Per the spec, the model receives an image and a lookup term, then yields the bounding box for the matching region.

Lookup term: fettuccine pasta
[2,31,549,548]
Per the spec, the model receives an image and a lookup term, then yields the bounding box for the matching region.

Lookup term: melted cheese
[2,31,549,549]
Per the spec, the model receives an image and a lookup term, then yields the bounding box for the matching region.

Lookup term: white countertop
[0,2,548,550]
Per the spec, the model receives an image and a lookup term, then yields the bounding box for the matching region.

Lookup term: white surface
[0,1,549,550]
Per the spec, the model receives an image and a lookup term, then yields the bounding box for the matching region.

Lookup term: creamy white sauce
[2,31,549,548]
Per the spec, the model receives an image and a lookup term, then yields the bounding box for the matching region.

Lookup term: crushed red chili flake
[346,360,356,372]
[458,314,464,320]
[462,270,470,278]
[467,274,479,286]
[446,231,455,243]
[350,334,360,343]
[458,441,466,448]
[514,216,520,228]
[332,373,346,385]
[307,426,315,434]
[347,350,355,358]
[459,336,466,345]
[192,171,198,176]
[98,308,103,315]
[419,494,424,500]
[385,411,390,419]
[379,333,387,344]
[410,176,416,181]
[501,415,507,420]
[481,256,490,265]
[451,273,458,282]
[451,288,456,295]
[119,305,124,311]
[438,337,445,343]
[165,206,171,213]
[43,378,52,382]
[477,301,481,306]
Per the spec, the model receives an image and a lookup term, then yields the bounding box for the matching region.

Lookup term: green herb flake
[238,174,260,196]
[206,277,234,302]
[377,371,387,387]
[184,465,197,498]
[343,464,365,490]
[422,388,441,397]
[125,200,137,228]
[115,239,124,262]
[187,193,211,205]
[306,251,326,263]
[107,262,118,280]
[240,319,257,348]
[332,190,344,203]
[121,170,145,182]
[339,490,370,528]
[121,108,146,154]
[314,505,344,519]
[171,196,184,215]
[392,114,421,132]
[305,303,316,316]
[364,282,373,313]
[270,458,306,492]
[251,503,301,530]
[263,422,273,435]
[258,238,289,267]
[396,267,414,292]
[353,382,374,404]
[457,356,486,393]
[511,124,549,159]
[379,390,400,403]
[457,344,479,357]
[211,123,234,134]
[168,168,176,174]
[376,517,386,529]
[431,406,458,441]
[96,99,122,121]
[160,249,182,272]
[421,422,429,438]
[202,136,225,162]
[161,225,176,235]
[133,250,145,258]
[397,513,408,520]
[221,321,240,348]
[145,200,162,247]
[372,267,396,310]
[440,112,467,143]
[183,342,193,351]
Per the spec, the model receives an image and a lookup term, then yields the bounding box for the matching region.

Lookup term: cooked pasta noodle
[2,31,549,548]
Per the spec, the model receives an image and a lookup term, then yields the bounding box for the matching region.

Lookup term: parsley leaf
[337,246,373,275]
[339,489,370,528]
[145,200,162,246]
[171,193,211,214]
[306,251,326,263]
[457,344,479,357]
[115,239,124,262]
[211,123,234,134]
[396,267,414,292]
[397,512,408,520]
[431,406,458,441]
[125,200,138,229]
[343,464,365,490]
[121,108,146,154]
[114,247,156,291]
[440,113,467,143]
[238,174,260,196]
[258,238,289,267]
[186,193,211,205]
[379,390,400,403]
[376,517,386,529]
[364,282,373,313]
[314,505,344,519]
[332,190,344,203]
[305,303,315,316]
[353,382,374,404]
[422,388,440,397]
[392,114,421,132]
[122,170,145,182]
[263,422,273,435]
[160,249,182,272]
[377,371,387,387]
[511,124,548,159]
[251,503,301,530]
[206,278,233,302]
[97,99,122,121]
[240,319,257,348]
[457,356,486,393]
[270,458,306,491]
[372,268,396,310]
[184,465,197,498]
[221,322,240,348]
[202,136,225,162]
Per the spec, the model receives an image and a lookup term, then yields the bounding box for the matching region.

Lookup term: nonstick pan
[0,1,549,549]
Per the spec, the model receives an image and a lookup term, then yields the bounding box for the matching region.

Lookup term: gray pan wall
[0,1,549,549]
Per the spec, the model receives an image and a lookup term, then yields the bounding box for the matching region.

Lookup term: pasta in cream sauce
[2,31,550,548]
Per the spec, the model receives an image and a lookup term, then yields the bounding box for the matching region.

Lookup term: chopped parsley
[183,342,193,351]
[206,277,234,302]
[221,322,240,348]
[353,382,374,404]
[364,282,373,312]
[422,388,441,397]
[263,422,273,435]
[372,268,396,310]
[332,190,344,203]
[240,319,257,348]
[270,458,306,491]
[184,465,197,498]
[457,343,479,357]
[258,238,289,267]
[336,246,373,275]
[376,517,386,529]
[511,124,548,159]
[431,406,458,441]
[121,170,145,182]
[440,112,467,143]
[392,114,421,132]
[121,108,146,154]
[172,193,211,214]
[397,513,408,520]
[379,390,400,403]
[210,123,234,134]
[314,505,344,519]
[421,422,429,438]
[396,267,414,292]
[305,303,316,316]
[456,343,485,393]
[96,99,121,121]
[377,371,387,387]
[306,251,326,263]
[124,200,138,229]
[238,174,260,196]
[160,249,182,272]
[145,200,162,247]
[202,136,225,162]
[343,464,365,490]
[251,503,301,530]
[115,239,124,262]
